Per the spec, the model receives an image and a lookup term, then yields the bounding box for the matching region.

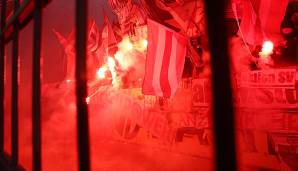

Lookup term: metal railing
[11,0,19,168]
[75,0,90,170]
[0,0,236,171]
[32,0,42,170]
[0,0,90,170]
[205,0,237,170]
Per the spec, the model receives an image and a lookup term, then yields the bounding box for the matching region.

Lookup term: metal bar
[204,0,237,171]
[0,0,30,36]
[0,0,7,154]
[0,151,26,171]
[75,0,90,170]
[32,0,42,170]
[11,0,20,167]
[2,0,51,44]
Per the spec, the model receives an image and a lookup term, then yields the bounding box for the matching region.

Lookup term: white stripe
[168,37,178,97]
[152,25,165,96]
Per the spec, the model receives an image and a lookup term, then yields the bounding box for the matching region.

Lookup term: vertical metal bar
[32,0,42,170]
[75,0,90,171]
[0,0,7,154]
[11,0,19,166]
[204,0,237,171]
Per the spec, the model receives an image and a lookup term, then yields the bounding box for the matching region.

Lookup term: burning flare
[96,67,108,79]
[259,41,274,58]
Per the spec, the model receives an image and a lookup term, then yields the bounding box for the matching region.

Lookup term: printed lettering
[285,89,297,104]
[274,89,286,104]
[278,71,286,83]
[256,89,274,104]
[286,71,295,83]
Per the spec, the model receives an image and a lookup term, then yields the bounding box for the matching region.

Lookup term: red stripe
[160,31,172,98]
[142,20,159,95]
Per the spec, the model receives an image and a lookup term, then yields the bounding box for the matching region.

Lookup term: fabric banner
[238,0,289,45]
[237,87,298,108]
[192,79,211,107]
[237,68,297,88]
[142,19,187,98]
[236,68,298,108]
[239,109,298,131]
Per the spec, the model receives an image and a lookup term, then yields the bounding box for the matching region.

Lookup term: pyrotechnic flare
[259,41,274,58]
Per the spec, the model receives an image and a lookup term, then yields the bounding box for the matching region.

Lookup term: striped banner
[142,19,187,98]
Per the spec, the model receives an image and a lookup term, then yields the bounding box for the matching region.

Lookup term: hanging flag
[238,0,289,45]
[100,15,118,56]
[53,19,101,79]
[102,15,117,47]
[142,19,187,98]
[238,0,266,45]
[87,20,101,52]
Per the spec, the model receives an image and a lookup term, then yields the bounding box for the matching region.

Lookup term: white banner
[237,68,297,88]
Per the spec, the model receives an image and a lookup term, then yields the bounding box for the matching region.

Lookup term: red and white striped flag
[142,19,187,98]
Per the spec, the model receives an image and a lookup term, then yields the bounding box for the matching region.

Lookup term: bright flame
[66,79,71,83]
[134,39,148,51]
[114,51,124,61]
[120,37,133,52]
[141,39,148,49]
[96,67,107,79]
[107,56,120,87]
[125,41,133,51]
[93,29,147,88]
[114,51,131,70]
[260,41,274,58]
[107,56,116,68]
[86,97,90,104]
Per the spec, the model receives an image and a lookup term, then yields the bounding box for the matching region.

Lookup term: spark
[86,97,90,104]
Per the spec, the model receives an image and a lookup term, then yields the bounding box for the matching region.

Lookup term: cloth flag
[102,15,117,47]
[237,0,289,45]
[142,19,187,98]
[100,15,118,57]
[53,19,101,79]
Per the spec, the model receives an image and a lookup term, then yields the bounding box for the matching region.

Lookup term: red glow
[3,0,298,171]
